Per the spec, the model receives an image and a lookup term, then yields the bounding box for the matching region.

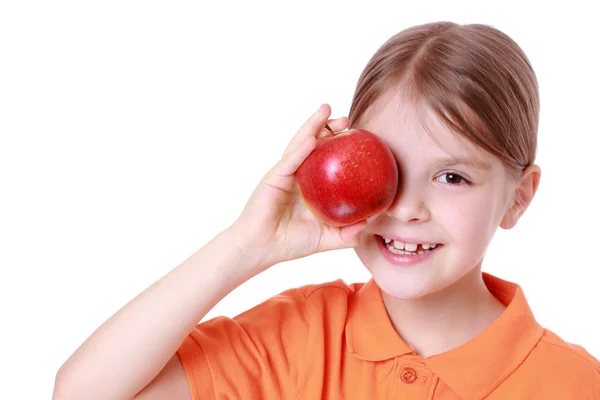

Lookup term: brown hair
[348,22,539,180]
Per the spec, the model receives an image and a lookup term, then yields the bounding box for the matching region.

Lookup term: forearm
[55,227,261,400]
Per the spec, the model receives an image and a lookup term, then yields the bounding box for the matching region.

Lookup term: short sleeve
[176,287,310,399]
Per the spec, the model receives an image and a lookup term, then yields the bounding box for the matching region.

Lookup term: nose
[385,180,431,223]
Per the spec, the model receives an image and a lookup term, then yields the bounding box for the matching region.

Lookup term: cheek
[436,194,497,249]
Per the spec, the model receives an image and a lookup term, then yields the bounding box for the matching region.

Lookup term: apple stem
[324,124,335,135]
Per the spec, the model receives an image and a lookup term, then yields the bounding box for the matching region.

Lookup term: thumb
[339,220,369,246]
[338,211,384,246]
[263,136,317,192]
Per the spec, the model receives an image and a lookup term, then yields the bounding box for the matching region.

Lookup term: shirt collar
[344,272,544,400]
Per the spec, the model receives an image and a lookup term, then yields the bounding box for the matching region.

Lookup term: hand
[229,104,371,271]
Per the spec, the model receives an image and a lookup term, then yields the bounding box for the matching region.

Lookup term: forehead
[360,88,487,161]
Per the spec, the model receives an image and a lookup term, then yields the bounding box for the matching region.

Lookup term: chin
[371,268,445,300]
[354,253,437,301]
[353,233,460,300]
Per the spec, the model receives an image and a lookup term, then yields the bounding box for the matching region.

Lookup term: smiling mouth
[377,235,443,255]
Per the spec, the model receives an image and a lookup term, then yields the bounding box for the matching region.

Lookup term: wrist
[217,225,273,281]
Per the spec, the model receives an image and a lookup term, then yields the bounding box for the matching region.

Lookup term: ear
[500,164,541,230]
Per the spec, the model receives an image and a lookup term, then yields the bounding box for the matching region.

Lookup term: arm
[53,228,261,400]
[133,354,189,399]
[54,105,366,400]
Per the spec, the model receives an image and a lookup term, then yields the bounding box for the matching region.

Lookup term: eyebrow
[434,156,493,171]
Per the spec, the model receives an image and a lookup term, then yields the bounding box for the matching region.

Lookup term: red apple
[296,128,399,227]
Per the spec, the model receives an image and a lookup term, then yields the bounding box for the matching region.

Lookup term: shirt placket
[393,358,436,399]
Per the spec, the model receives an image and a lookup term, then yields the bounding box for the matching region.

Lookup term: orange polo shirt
[176,273,600,399]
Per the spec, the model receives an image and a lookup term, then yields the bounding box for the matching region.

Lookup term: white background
[1,1,599,398]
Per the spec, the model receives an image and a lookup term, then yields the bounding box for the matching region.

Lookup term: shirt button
[401,367,417,383]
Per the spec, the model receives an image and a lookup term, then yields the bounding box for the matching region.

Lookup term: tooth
[393,240,405,250]
[404,243,418,252]
[384,237,391,244]
[431,244,437,248]
[422,244,431,250]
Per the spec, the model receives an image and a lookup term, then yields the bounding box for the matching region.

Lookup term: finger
[315,117,350,139]
[315,117,350,140]
[285,116,348,157]
[317,123,336,139]
[283,104,331,156]
[264,136,317,191]
[298,103,332,140]
[324,117,350,134]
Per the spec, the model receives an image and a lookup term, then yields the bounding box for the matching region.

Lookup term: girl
[54,21,600,399]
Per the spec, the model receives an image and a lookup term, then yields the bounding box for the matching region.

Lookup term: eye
[436,172,469,185]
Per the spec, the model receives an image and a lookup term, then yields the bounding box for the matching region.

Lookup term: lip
[375,234,442,267]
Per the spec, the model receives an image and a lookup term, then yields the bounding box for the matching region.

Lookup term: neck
[381,267,506,358]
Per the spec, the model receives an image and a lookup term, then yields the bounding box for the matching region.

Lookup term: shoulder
[536,329,600,372]
[298,279,364,301]
[243,278,364,322]
[250,278,364,312]
[200,279,365,335]
[178,280,367,399]
[521,328,600,395]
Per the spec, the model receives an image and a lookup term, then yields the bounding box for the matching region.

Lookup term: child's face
[354,88,517,300]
